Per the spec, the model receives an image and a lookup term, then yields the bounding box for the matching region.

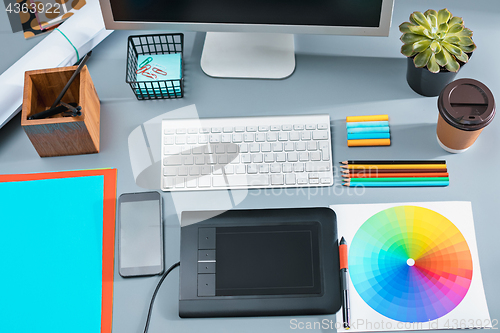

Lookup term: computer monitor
[99,0,394,79]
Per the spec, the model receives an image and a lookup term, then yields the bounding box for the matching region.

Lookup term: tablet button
[198,249,216,261]
[198,274,216,296]
[198,228,216,249]
[198,262,216,274]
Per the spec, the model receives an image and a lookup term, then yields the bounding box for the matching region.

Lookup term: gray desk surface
[1,0,499,332]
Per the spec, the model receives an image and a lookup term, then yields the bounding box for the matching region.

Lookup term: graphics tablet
[179,207,341,317]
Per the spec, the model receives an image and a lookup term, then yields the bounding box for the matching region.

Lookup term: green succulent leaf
[437,9,451,25]
[401,44,417,57]
[449,16,463,26]
[427,14,438,29]
[442,41,463,57]
[424,9,438,18]
[455,51,469,63]
[461,44,476,53]
[438,22,449,35]
[435,50,448,67]
[458,37,474,46]
[448,28,473,37]
[401,33,427,44]
[413,39,432,53]
[430,40,442,54]
[399,22,415,33]
[445,57,460,72]
[409,25,430,36]
[414,48,433,68]
[444,36,460,45]
[412,11,432,31]
[427,54,440,73]
[448,24,464,34]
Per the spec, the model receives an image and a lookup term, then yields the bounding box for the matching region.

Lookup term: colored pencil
[343,168,448,174]
[340,160,446,165]
[345,177,449,182]
[343,181,449,187]
[346,121,389,128]
[346,115,389,122]
[347,139,391,147]
[347,126,390,134]
[347,133,391,140]
[344,172,449,178]
[341,164,447,170]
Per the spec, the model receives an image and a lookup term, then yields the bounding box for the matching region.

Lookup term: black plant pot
[406,57,459,97]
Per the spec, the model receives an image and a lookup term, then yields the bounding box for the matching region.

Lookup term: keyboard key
[270,164,281,173]
[244,133,254,142]
[200,128,210,134]
[305,162,331,172]
[223,127,233,133]
[264,153,274,163]
[164,156,182,165]
[297,177,308,185]
[190,166,200,175]
[187,135,198,144]
[241,154,251,163]
[272,142,283,152]
[164,146,182,155]
[234,126,245,132]
[240,143,249,153]
[186,177,197,188]
[178,167,188,176]
[320,178,331,184]
[271,174,284,185]
[278,132,288,141]
[259,164,269,173]
[164,128,175,135]
[276,153,286,162]
[312,130,329,140]
[296,142,306,151]
[283,163,293,173]
[270,125,280,131]
[318,123,329,130]
[211,127,222,133]
[230,175,269,186]
[218,155,228,164]
[227,144,238,154]
[235,165,246,174]
[261,143,271,152]
[192,146,203,154]
[163,167,177,176]
[293,163,304,172]
[164,136,175,145]
[310,151,321,161]
[246,126,257,132]
[289,132,300,141]
[215,144,225,154]
[195,156,204,165]
[293,124,304,130]
[199,135,208,144]
[252,154,263,163]
[258,126,269,132]
[176,128,186,134]
[282,124,292,131]
[212,176,227,187]
[213,167,223,175]
[267,132,277,142]
[285,174,296,185]
[175,136,186,144]
[308,141,317,151]
[188,128,199,134]
[210,134,221,143]
[182,156,194,165]
[163,177,175,188]
[255,133,266,142]
[299,152,309,161]
[250,143,260,152]
[284,142,294,151]
[224,165,234,174]
[201,166,211,175]
[309,178,319,184]
[198,176,211,187]
[301,131,311,141]
[306,124,316,130]
[248,165,258,174]
[221,134,232,143]
[287,152,298,162]
[233,133,243,143]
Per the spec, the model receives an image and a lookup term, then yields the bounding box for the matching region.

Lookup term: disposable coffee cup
[437,78,495,153]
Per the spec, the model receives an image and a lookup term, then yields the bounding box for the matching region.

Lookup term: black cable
[143,261,180,333]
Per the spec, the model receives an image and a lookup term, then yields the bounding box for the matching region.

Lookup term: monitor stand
[200,32,295,79]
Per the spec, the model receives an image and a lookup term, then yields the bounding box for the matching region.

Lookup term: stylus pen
[339,237,350,329]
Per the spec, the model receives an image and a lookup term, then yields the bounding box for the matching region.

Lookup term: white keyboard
[161,114,333,191]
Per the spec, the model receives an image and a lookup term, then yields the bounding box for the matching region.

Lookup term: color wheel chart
[349,206,473,323]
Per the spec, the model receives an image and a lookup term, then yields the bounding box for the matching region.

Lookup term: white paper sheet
[0,0,112,129]
[331,201,491,332]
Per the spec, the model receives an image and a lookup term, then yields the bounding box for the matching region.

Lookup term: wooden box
[21,65,100,157]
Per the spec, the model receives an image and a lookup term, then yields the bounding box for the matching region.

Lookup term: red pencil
[343,168,447,174]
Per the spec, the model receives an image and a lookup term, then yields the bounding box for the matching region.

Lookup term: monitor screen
[109,0,382,27]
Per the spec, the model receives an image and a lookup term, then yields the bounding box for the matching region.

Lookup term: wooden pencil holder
[21,65,100,157]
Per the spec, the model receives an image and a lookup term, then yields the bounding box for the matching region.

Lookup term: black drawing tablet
[179,207,341,318]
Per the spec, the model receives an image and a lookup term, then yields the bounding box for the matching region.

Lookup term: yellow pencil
[346,115,389,122]
[347,139,391,147]
[340,164,448,170]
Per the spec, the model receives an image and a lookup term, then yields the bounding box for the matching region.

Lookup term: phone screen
[119,192,163,276]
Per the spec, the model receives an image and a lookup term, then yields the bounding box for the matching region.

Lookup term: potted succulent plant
[399,9,476,97]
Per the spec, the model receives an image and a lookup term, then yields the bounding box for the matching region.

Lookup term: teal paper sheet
[0,176,105,332]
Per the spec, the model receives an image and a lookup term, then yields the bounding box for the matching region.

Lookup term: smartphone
[118,191,164,277]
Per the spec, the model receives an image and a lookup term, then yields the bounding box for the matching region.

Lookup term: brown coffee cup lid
[438,78,495,131]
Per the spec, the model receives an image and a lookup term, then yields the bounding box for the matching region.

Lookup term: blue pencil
[347,132,391,140]
[346,121,389,128]
[347,126,390,134]
[343,181,449,187]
